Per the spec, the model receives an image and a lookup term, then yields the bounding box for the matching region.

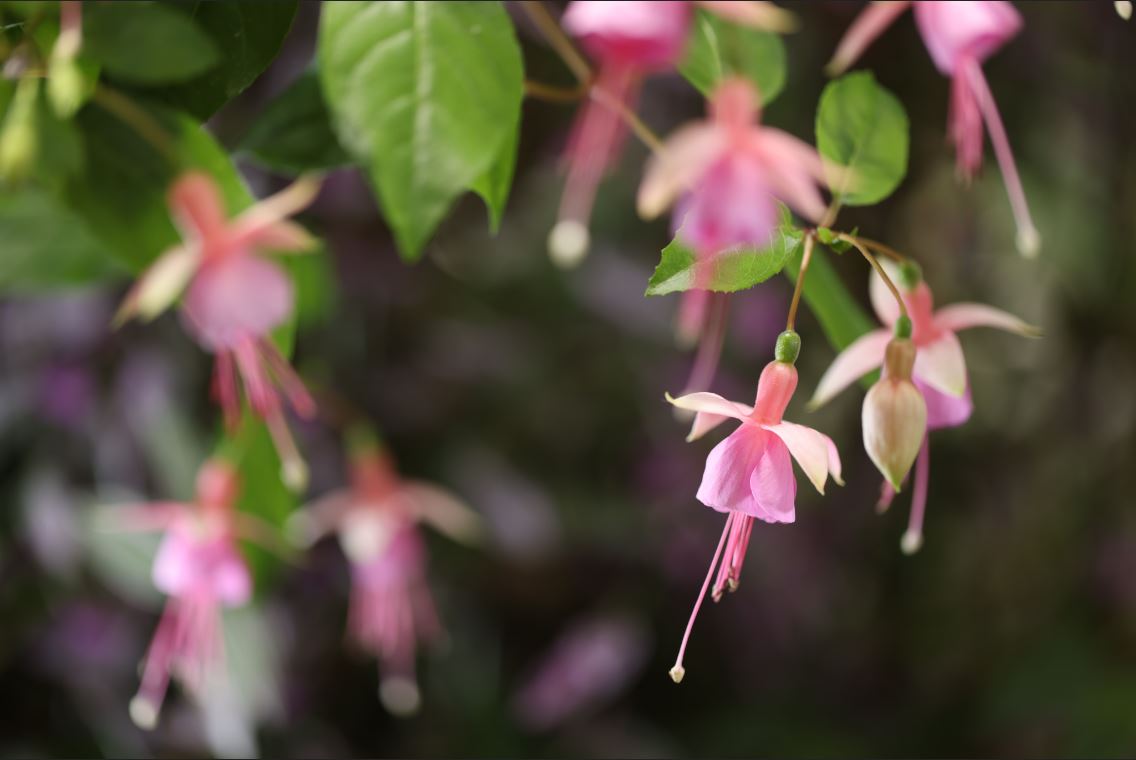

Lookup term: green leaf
[470,117,519,232]
[159,0,299,119]
[239,70,351,174]
[679,10,786,105]
[64,101,249,271]
[815,71,908,206]
[319,1,524,260]
[83,2,220,86]
[646,227,801,296]
[783,243,875,352]
[0,187,123,291]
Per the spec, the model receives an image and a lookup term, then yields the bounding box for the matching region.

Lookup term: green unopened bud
[899,261,922,291]
[774,330,801,364]
[893,314,913,340]
[48,53,85,119]
[0,78,40,183]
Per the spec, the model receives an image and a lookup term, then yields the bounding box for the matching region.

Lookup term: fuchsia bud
[862,333,927,491]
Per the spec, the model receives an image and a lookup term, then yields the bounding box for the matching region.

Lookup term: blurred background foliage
[1,2,1135,757]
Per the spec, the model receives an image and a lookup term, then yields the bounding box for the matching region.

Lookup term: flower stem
[588,85,665,155]
[785,233,815,332]
[91,84,177,165]
[517,1,591,84]
[523,79,589,103]
[841,233,908,320]
[848,235,907,263]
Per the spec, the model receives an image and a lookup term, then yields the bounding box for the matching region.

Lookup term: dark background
[1,2,1135,757]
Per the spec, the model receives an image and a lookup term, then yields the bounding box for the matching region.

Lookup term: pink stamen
[901,438,930,555]
[233,338,277,417]
[212,351,240,430]
[258,338,317,419]
[963,57,1040,256]
[265,406,308,492]
[670,515,731,683]
[876,479,897,514]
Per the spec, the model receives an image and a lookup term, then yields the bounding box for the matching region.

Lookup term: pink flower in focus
[810,263,1038,552]
[828,1,1040,256]
[117,172,321,490]
[291,439,480,716]
[550,1,796,267]
[103,459,278,729]
[664,331,842,680]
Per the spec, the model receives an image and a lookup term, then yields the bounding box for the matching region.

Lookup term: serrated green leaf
[816,71,908,206]
[0,187,123,291]
[159,0,299,119]
[646,227,801,296]
[679,10,786,104]
[471,116,519,232]
[83,2,220,86]
[319,1,524,260]
[239,70,351,174]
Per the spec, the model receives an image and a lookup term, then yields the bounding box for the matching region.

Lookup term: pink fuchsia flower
[828,1,1040,257]
[290,438,480,715]
[117,172,321,490]
[664,331,842,681]
[641,77,829,391]
[549,2,797,267]
[101,459,284,729]
[810,263,1038,551]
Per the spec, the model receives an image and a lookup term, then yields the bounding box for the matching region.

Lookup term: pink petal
[637,123,725,219]
[808,328,890,409]
[115,245,201,324]
[913,332,968,398]
[912,0,1021,75]
[749,129,828,222]
[696,1,798,33]
[933,302,1039,336]
[696,426,763,514]
[762,421,834,494]
[181,254,294,352]
[747,434,796,523]
[674,154,779,256]
[168,172,228,244]
[916,378,973,431]
[666,391,753,428]
[563,0,691,70]
[869,262,903,327]
[401,481,481,545]
[826,1,912,75]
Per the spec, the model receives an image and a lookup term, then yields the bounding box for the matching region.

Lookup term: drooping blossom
[810,263,1038,551]
[828,1,1040,256]
[116,172,320,490]
[641,77,830,392]
[550,1,796,267]
[289,436,480,716]
[102,458,283,729]
[665,331,842,681]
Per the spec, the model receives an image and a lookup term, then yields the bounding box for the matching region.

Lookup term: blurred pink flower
[551,2,796,266]
[665,335,841,680]
[828,1,1039,256]
[291,440,479,716]
[117,172,320,490]
[106,459,281,730]
[810,265,1037,551]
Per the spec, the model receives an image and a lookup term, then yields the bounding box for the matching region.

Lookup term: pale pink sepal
[401,482,482,546]
[115,245,200,325]
[933,302,1040,336]
[228,175,321,252]
[638,124,725,219]
[666,391,754,441]
[762,421,840,494]
[808,329,890,409]
[696,1,799,33]
[826,1,912,75]
[913,331,967,397]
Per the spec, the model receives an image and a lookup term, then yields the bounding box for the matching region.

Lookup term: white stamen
[1116,1,1132,20]
[1015,225,1041,259]
[379,677,422,717]
[548,220,589,269]
[129,696,159,730]
[900,530,923,556]
[669,665,685,684]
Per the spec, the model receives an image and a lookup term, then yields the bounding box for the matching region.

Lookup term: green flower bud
[774,330,801,365]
